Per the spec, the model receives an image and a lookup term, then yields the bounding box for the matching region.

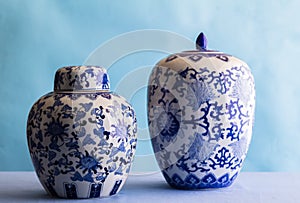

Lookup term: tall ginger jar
[147,33,255,189]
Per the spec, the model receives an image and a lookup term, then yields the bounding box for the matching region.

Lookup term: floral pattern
[148,51,255,189]
[54,66,110,91]
[27,66,137,198]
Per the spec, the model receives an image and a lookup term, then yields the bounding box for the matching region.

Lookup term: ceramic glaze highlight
[27,66,137,198]
[147,33,255,189]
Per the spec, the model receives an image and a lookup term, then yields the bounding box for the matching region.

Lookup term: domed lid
[160,32,235,66]
[54,65,110,91]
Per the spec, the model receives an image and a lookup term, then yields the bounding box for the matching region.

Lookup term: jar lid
[54,65,110,91]
[160,32,234,66]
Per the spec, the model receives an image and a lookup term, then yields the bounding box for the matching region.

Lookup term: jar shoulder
[154,53,252,75]
[29,91,133,113]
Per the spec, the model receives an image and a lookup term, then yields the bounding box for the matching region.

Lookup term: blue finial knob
[196,32,207,50]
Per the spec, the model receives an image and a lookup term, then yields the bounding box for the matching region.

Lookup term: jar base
[162,171,238,190]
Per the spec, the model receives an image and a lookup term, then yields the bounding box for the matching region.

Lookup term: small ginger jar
[27,65,137,198]
[147,33,255,189]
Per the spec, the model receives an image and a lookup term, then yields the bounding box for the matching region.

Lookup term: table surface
[0,172,299,203]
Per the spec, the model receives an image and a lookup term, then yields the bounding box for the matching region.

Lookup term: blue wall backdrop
[0,0,300,171]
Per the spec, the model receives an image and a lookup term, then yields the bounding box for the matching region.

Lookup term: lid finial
[196,32,207,50]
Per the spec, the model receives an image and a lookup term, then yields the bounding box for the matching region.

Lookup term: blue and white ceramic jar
[147,33,255,189]
[27,66,137,198]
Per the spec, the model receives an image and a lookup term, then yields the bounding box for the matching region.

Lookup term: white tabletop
[0,172,299,203]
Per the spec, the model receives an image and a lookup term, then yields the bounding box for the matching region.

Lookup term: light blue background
[1,0,300,171]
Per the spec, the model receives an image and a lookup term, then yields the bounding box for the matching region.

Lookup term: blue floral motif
[209,147,234,169]
[44,117,69,151]
[157,111,180,142]
[148,52,255,189]
[188,133,218,163]
[179,67,215,110]
[27,82,137,198]
[188,80,215,110]
[75,151,102,174]
[149,87,181,143]
[111,120,129,142]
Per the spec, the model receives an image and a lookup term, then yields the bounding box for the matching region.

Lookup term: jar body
[148,52,255,189]
[27,91,137,198]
